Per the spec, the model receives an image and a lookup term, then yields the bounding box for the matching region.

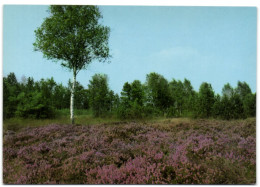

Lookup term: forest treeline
[3,72,256,120]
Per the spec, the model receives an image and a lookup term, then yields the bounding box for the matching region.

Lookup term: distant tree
[5,73,18,85]
[146,72,172,112]
[15,91,55,119]
[3,78,9,119]
[15,77,56,119]
[107,90,115,112]
[130,80,145,106]
[222,83,234,99]
[34,5,110,124]
[53,83,68,109]
[118,80,147,119]
[169,78,196,117]
[3,73,20,119]
[88,74,110,117]
[243,93,256,117]
[38,78,56,106]
[196,82,215,118]
[113,93,120,110]
[230,93,245,119]
[169,79,183,116]
[235,81,252,100]
[220,95,233,120]
[120,82,132,108]
[212,94,223,118]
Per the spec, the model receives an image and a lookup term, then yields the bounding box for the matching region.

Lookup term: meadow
[3,115,256,184]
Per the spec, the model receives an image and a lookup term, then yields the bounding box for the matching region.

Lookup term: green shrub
[15,91,55,119]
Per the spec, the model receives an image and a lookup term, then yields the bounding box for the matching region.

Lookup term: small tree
[34,5,110,124]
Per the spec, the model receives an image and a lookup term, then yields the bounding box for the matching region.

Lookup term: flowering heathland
[3,118,256,184]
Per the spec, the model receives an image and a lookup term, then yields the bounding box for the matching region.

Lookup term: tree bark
[70,68,76,124]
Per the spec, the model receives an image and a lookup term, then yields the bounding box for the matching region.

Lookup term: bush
[15,91,55,119]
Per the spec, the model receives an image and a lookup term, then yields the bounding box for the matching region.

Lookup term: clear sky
[3,5,256,94]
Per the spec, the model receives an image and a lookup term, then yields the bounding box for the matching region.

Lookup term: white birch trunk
[70,69,76,124]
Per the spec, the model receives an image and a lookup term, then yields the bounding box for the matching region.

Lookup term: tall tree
[34,5,110,124]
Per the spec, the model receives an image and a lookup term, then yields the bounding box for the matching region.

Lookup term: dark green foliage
[131,80,145,106]
[146,73,172,112]
[234,81,255,118]
[169,78,196,117]
[117,81,147,119]
[108,90,119,112]
[3,73,66,119]
[166,106,178,118]
[3,72,256,120]
[196,82,215,118]
[220,95,233,120]
[235,81,252,100]
[183,79,196,112]
[169,79,183,117]
[243,93,256,117]
[15,91,55,119]
[14,77,57,119]
[212,94,223,118]
[53,84,71,109]
[88,74,111,117]
[120,82,132,108]
[213,83,247,120]
[222,83,234,99]
[3,73,20,119]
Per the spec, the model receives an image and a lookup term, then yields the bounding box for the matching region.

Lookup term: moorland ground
[3,114,256,184]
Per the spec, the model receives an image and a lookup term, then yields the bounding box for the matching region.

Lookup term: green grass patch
[3,109,122,132]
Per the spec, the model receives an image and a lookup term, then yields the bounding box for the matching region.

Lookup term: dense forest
[3,72,256,120]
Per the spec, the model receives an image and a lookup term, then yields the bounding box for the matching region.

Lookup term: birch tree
[33,5,110,124]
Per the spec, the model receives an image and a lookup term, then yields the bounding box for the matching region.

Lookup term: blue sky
[3,5,256,94]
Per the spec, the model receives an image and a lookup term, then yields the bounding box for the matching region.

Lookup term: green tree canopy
[197,82,215,118]
[235,81,252,100]
[88,74,110,117]
[146,72,172,111]
[34,5,110,72]
[222,83,234,99]
[34,5,110,124]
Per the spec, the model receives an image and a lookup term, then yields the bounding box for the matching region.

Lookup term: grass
[3,116,152,132]
[4,109,173,132]
[3,109,151,132]
[3,109,256,133]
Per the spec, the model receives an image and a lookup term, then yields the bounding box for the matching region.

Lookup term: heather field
[3,118,256,184]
